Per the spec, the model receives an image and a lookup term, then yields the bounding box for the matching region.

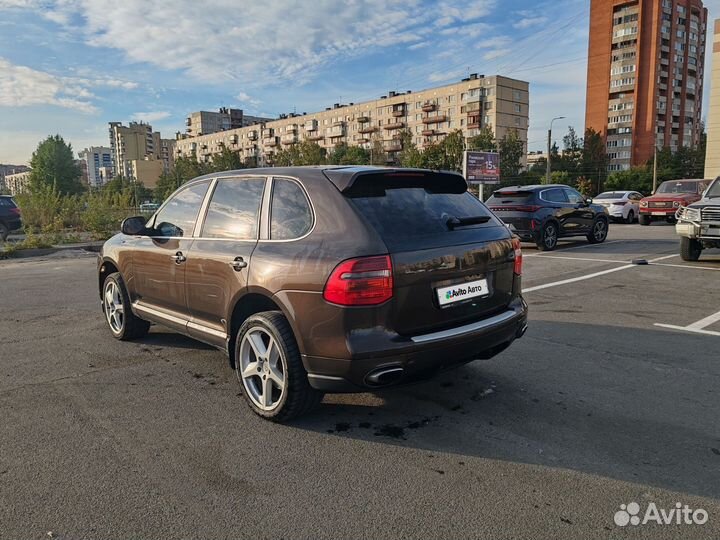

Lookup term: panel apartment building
[78,147,113,187]
[175,75,529,167]
[185,107,273,137]
[585,0,707,171]
[108,121,175,187]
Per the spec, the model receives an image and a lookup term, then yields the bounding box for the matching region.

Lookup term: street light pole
[653,145,658,193]
[546,116,566,184]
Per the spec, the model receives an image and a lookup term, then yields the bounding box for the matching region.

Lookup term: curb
[0,242,103,260]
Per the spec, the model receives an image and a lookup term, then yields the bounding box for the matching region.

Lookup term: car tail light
[9,207,20,215]
[611,201,627,206]
[323,255,393,306]
[512,238,523,276]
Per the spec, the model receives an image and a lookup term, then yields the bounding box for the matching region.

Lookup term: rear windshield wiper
[446,216,491,230]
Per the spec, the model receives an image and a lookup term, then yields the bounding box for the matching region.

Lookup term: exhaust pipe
[365,366,404,386]
[517,323,528,338]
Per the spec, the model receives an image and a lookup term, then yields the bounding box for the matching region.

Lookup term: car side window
[542,188,568,203]
[270,178,313,240]
[201,177,266,239]
[152,182,210,237]
[565,189,585,204]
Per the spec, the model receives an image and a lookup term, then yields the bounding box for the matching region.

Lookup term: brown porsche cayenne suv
[98,166,528,421]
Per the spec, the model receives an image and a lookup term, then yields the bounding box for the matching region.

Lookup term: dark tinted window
[0,197,16,207]
[597,192,625,199]
[202,177,266,239]
[564,189,585,204]
[541,188,568,203]
[348,186,496,241]
[487,190,533,204]
[152,182,209,237]
[270,178,313,240]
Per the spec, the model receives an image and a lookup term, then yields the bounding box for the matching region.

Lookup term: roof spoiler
[322,168,467,193]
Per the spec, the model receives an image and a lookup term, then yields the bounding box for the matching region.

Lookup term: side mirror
[585,198,593,205]
[121,216,147,236]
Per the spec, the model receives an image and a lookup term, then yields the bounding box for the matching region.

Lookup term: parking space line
[523,254,680,293]
[553,240,625,251]
[649,262,720,272]
[525,254,631,264]
[654,310,720,337]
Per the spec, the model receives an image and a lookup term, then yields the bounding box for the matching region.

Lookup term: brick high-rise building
[585,0,707,172]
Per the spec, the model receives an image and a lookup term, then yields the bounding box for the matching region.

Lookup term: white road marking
[649,262,720,271]
[525,254,631,264]
[654,310,720,337]
[554,240,625,251]
[523,254,680,293]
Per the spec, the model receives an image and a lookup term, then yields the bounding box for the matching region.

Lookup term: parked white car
[593,191,642,223]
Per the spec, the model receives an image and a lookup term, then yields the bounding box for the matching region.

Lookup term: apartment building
[185,107,272,137]
[78,146,113,187]
[586,0,707,172]
[109,121,160,178]
[175,75,529,167]
[4,169,31,196]
[704,19,720,178]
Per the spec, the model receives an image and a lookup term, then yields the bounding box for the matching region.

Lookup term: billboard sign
[464,151,500,184]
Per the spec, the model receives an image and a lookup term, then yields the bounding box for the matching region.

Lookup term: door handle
[171,251,186,264]
[229,256,248,271]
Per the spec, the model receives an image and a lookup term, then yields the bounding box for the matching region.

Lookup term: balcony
[392,107,406,117]
[467,122,481,130]
[306,134,324,141]
[422,102,437,112]
[383,122,405,130]
[329,128,345,138]
[421,129,435,136]
[248,131,258,140]
[385,143,402,152]
[422,115,448,124]
[281,135,297,145]
[304,121,318,132]
[263,137,279,147]
[359,126,377,134]
[357,115,370,123]
[262,129,274,137]
[185,118,191,126]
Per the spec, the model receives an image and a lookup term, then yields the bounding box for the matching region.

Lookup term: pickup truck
[675,177,720,261]
[639,179,710,226]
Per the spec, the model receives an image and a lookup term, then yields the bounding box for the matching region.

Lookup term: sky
[1,0,720,165]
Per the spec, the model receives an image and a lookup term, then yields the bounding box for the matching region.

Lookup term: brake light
[491,205,541,212]
[9,207,20,215]
[611,201,628,206]
[512,238,523,276]
[323,255,393,306]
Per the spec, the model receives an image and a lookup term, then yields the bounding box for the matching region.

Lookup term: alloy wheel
[237,327,286,411]
[544,225,557,249]
[593,220,607,242]
[104,281,124,334]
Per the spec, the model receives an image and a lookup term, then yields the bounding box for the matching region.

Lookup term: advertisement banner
[464,151,500,184]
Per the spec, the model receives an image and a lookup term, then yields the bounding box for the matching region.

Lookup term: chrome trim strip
[187,321,227,339]
[133,303,187,326]
[307,373,346,382]
[410,309,518,344]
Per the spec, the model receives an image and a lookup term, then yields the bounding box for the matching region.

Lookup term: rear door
[184,175,267,346]
[344,172,516,336]
[563,187,595,232]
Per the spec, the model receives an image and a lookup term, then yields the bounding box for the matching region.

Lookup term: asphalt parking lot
[1,222,719,539]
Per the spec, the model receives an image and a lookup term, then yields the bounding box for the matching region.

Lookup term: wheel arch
[226,288,300,369]
[98,257,120,297]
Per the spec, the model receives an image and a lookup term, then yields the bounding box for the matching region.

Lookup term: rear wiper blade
[446,216,491,230]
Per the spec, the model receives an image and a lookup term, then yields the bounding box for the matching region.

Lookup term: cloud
[0,57,98,113]
[476,36,512,49]
[3,0,497,85]
[131,111,171,123]
[483,49,511,61]
[236,91,261,108]
[513,16,549,29]
[428,69,467,83]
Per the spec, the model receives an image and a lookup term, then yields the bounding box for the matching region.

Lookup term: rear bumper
[304,296,528,392]
[2,218,22,231]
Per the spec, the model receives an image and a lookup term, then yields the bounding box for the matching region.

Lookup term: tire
[639,214,651,226]
[587,218,609,244]
[625,209,635,224]
[666,216,676,224]
[102,272,150,340]
[234,311,322,422]
[535,222,558,251]
[680,237,702,262]
[0,223,8,242]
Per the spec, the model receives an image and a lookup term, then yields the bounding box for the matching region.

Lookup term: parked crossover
[0,195,22,241]
[593,191,642,223]
[98,167,528,421]
[486,184,610,251]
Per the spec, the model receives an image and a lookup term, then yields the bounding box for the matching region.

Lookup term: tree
[29,135,83,195]
[467,126,496,152]
[582,128,607,193]
[370,134,386,166]
[328,142,369,165]
[155,155,209,201]
[397,130,424,168]
[274,141,326,166]
[560,126,583,179]
[210,147,244,172]
[497,129,524,181]
[442,130,465,172]
[605,166,653,194]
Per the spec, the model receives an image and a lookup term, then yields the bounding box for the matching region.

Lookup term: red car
[639,179,711,226]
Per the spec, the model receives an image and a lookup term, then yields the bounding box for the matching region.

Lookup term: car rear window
[0,197,17,208]
[344,173,499,249]
[597,192,625,199]
[486,190,534,205]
